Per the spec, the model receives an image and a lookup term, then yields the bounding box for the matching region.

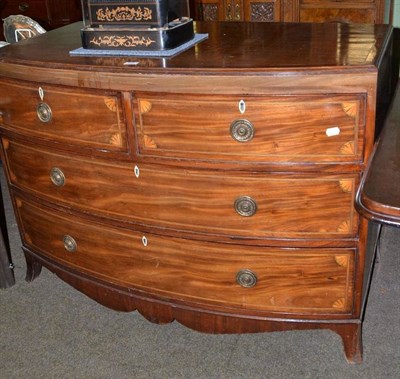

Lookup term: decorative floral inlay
[96,6,152,22]
[143,135,157,148]
[333,298,346,309]
[90,35,156,48]
[341,102,358,118]
[25,233,32,244]
[339,179,354,193]
[104,97,117,112]
[8,169,17,182]
[337,220,351,233]
[2,138,9,150]
[109,133,122,147]
[340,141,355,155]
[139,100,152,114]
[334,255,349,268]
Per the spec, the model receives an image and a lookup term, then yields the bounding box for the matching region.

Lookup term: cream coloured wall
[394,0,400,26]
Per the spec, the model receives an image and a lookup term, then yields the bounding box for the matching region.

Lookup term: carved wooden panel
[193,0,387,23]
[195,0,222,20]
[251,2,275,21]
[201,3,219,20]
[195,0,280,21]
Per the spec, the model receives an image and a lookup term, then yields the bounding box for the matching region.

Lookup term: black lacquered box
[80,0,194,50]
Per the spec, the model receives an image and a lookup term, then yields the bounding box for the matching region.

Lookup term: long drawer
[0,80,127,151]
[134,92,366,164]
[16,197,355,315]
[3,139,359,240]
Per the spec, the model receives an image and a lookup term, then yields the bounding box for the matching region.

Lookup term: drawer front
[0,81,127,151]
[16,198,355,314]
[1,1,48,21]
[4,139,359,239]
[135,93,365,164]
[299,7,376,23]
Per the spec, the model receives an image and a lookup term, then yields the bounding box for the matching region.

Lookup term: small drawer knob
[230,119,254,142]
[19,2,30,12]
[36,102,52,123]
[50,167,65,187]
[234,196,257,217]
[236,269,257,288]
[63,235,77,253]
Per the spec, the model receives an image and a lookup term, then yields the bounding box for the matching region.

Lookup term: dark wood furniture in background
[356,84,400,227]
[0,0,394,39]
[0,21,396,363]
[194,0,391,23]
[0,0,82,40]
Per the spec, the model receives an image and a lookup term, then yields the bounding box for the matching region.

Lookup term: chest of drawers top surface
[0,22,391,76]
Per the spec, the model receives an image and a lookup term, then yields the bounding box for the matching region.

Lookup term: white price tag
[326,126,341,137]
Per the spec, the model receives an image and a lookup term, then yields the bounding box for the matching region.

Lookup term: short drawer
[4,139,360,240]
[16,198,355,315]
[299,6,376,24]
[134,93,366,164]
[0,80,127,151]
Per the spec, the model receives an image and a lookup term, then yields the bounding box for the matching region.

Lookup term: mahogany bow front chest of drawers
[0,22,395,363]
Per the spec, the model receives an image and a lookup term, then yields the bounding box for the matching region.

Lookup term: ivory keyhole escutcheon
[134,165,140,178]
[239,99,246,114]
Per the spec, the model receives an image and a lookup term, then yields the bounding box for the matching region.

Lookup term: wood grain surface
[17,197,355,315]
[0,21,394,363]
[3,139,360,240]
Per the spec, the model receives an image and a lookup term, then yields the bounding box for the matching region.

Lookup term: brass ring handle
[234,196,257,217]
[19,2,29,12]
[63,235,77,253]
[36,102,52,123]
[236,269,257,288]
[230,119,254,142]
[50,167,65,187]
